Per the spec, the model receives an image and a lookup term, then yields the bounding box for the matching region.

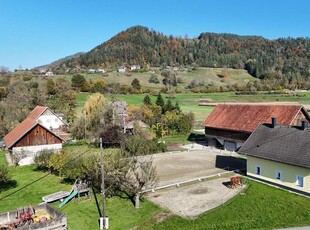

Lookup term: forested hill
[63,25,309,82]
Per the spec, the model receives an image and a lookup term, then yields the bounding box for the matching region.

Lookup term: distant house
[202,104,310,151]
[88,69,96,73]
[3,118,65,165]
[39,68,47,74]
[130,65,141,71]
[239,120,310,195]
[118,66,127,73]
[97,68,105,73]
[45,71,54,76]
[28,106,68,139]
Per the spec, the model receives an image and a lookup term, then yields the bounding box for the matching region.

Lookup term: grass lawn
[1,148,310,230]
[0,149,159,229]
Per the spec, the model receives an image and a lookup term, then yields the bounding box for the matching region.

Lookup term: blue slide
[58,190,78,208]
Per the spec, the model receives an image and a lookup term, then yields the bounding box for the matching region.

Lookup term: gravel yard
[147,147,246,218]
[153,147,245,187]
[147,176,244,219]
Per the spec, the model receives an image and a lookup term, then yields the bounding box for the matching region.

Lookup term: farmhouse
[3,117,65,165]
[118,66,127,73]
[28,105,68,140]
[239,120,310,195]
[45,71,54,76]
[202,104,310,151]
[130,65,141,70]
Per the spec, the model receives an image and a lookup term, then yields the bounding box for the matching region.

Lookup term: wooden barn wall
[205,127,251,142]
[15,125,62,147]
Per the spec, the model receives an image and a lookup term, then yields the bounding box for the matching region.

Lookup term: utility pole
[99,138,108,229]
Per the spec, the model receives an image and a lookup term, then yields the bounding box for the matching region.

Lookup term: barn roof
[202,104,309,133]
[28,105,68,126]
[239,124,310,169]
[3,117,65,149]
[28,106,48,120]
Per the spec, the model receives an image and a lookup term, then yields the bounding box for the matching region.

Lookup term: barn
[202,104,310,151]
[3,117,65,165]
[28,105,69,140]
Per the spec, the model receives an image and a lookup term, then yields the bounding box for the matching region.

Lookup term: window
[275,170,282,180]
[296,175,304,187]
[255,166,261,175]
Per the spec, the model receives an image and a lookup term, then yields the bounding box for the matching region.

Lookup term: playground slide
[58,190,78,208]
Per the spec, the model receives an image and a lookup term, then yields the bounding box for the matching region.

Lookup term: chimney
[301,120,308,130]
[271,117,277,128]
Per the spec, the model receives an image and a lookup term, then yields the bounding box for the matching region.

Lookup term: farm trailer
[0,203,67,230]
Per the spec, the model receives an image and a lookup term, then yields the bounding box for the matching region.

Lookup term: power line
[0,148,91,202]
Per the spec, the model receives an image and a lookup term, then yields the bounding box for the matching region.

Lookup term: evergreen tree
[131,78,141,90]
[164,99,174,112]
[143,95,152,105]
[174,101,181,114]
[155,93,165,113]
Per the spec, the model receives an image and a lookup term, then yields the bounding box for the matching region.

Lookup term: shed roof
[238,124,310,169]
[3,117,65,149]
[126,120,150,129]
[202,104,309,133]
[28,106,48,120]
[3,118,37,149]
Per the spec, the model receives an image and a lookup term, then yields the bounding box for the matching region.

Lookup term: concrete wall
[12,144,62,166]
[247,155,310,193]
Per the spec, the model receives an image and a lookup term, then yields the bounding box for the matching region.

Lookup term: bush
[0,165,11,183]
[34,149,55,170]
[0,165,16,192]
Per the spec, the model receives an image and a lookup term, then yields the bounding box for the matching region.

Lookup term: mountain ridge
[48,25,310,83]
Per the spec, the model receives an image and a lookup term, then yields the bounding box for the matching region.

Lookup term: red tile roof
[3,117,37,149]
[202,104,309,133]
[28,106,47,120]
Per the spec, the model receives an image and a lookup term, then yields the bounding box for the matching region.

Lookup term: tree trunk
[135,193,140,209]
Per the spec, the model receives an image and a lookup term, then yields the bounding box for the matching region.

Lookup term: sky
[0,0,309,71]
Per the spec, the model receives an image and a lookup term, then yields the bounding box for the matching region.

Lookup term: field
[66,67,255,90]
[76,91,310,124]
[1,146,310,229]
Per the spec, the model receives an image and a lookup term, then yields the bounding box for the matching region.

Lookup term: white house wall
[247,155,310,194]
[37,114,64,130]
[12,144,62,166]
